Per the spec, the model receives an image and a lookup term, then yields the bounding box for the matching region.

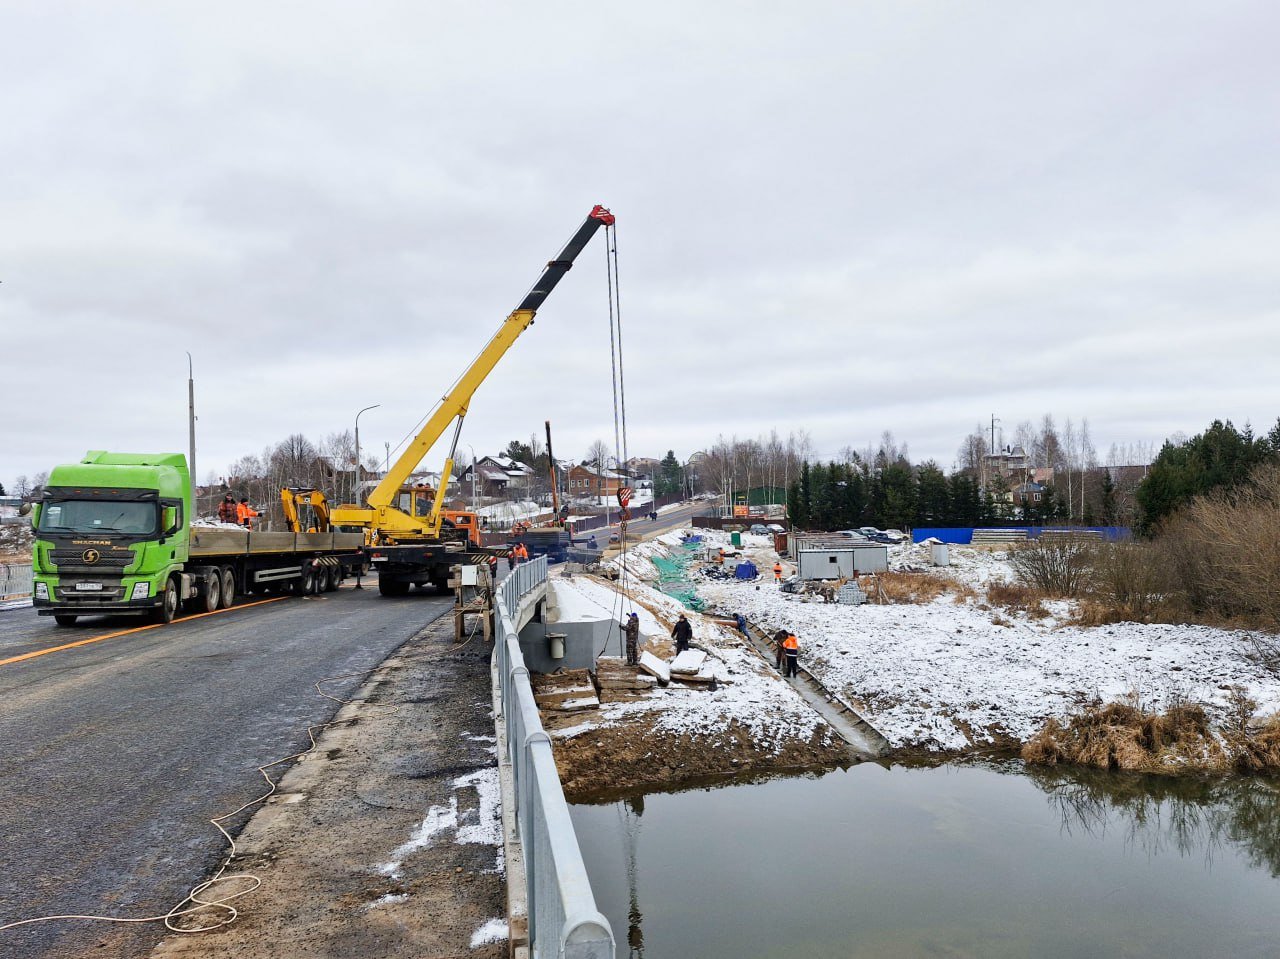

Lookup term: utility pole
[186,352,197,514]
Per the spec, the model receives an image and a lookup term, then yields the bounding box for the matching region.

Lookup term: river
[570,761,1280,958]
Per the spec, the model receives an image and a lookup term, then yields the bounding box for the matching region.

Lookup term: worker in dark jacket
[671,612,693,654]
[772,628,788,670]
[624,612,640,666]
[218,493,237,525]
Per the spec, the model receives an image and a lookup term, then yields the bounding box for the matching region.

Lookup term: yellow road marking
[0,597,290,668]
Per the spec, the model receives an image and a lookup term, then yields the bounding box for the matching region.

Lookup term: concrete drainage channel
[724,613,891,759]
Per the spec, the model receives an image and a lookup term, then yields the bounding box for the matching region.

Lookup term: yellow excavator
[329,204,615,596]
[280,487,332,533]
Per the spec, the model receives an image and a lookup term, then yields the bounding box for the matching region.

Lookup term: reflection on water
[571,763,1280,959]
[1027,766,1280,877]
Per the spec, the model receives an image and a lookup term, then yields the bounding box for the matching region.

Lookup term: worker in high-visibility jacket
[773,562,783,584]
[236,498,259,530]
[782,632,800,678]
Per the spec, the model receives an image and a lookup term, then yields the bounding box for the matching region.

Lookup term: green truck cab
[31,452,190,625]
[31,451,364,626]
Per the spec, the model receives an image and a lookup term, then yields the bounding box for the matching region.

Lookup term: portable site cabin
[796,545,888,579]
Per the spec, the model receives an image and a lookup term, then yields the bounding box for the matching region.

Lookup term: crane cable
[602,221,637,640]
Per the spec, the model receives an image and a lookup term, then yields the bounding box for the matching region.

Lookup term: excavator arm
[330,205,614,542]
[280,487,332,533]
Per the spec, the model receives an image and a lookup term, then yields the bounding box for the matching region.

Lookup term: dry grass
[876,572,950,604]
[1022,698,1228,773]
[1230,715,1280,773]
[985,582,1050,619]
[1023,695,1280,775]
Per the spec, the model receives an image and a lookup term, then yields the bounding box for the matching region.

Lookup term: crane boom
[330,205,614,545]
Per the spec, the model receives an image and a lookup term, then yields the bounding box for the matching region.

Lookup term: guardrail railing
[1,563,33,602]
[495,556,615,959]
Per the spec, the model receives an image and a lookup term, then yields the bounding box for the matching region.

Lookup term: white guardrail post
[495,557,615,959]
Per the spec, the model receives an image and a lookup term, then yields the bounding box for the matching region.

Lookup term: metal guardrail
[1,563,33,602]
[495,557,615,959]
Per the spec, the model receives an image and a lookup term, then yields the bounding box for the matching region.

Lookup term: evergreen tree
[915,461,949,527]
[879,461,918,530]
[1099,469,1117,526]
[656,450,683,497]
[786,479,806,529]
[1136,418,1278,530]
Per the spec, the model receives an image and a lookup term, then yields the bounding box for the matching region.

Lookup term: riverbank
[538,571,851,802]
[615,529,1280,777]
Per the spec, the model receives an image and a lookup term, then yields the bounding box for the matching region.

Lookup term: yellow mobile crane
[330,205,616,596]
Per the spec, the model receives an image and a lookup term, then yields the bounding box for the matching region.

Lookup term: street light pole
[186,352,197,514]
[354,404,380,505]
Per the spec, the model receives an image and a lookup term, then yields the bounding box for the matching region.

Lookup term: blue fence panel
[912,526,1132,544]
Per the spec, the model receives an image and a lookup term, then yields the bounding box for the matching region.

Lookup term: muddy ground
[553,716,851,803]
[151,613,507,959]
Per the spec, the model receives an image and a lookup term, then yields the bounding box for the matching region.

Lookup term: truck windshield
[38,500,157,535]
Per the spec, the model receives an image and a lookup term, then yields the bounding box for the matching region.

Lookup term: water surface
[570,763,1280,958]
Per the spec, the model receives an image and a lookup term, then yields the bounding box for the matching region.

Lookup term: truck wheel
[219,568,236,609]
[54,614,78,627]
[295,568,316,595]
[324,566,340,592]
[155,577,179,624]
[201,574,221,613]
[378,578,409,597]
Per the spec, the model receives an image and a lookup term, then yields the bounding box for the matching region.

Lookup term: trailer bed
[189,529,364,557]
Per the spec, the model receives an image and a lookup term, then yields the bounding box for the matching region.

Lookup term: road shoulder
[152,613,507,959]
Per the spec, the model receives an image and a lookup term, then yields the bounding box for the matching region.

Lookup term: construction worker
[783,632,800,678]
[716,547,725,565]
[773,561,783,584]
[772,628,788,670]
[624,611,640,666]
[671,612,693,655]
[236,498,259,529]
[217,493,237,525]
[517,542,530,564]
[507,547,516,571]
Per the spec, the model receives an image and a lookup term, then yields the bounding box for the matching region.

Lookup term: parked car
[766,523,785,533]
[748,524,770,535]
[880,529,907,543]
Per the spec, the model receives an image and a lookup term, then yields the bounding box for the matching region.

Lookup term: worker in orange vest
[773,561,783,584]
[236,498,259,530]
[517,543,530,564]
[782,633,800,678]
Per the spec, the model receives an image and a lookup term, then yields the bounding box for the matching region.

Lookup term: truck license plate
[75,582,104,591]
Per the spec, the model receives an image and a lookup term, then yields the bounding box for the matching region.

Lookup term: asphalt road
[0,584,452,959]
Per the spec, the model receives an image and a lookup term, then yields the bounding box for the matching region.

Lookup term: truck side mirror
[23,503,38,528]
[163,506,180,535]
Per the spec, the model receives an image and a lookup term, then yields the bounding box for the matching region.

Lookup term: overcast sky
[3,2,1277,489]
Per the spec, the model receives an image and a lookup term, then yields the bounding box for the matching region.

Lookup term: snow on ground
[377,767,503,879]
[470,918,509,948]
[547,569,830,752]
[474,500,546,523]
[648,529,1280,753]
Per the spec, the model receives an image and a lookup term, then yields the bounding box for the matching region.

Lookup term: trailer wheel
[155,577,180,624]
[201,573,221,613]
[219,568,236,609]
[54,614,78,627]
[378,578,409,597]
